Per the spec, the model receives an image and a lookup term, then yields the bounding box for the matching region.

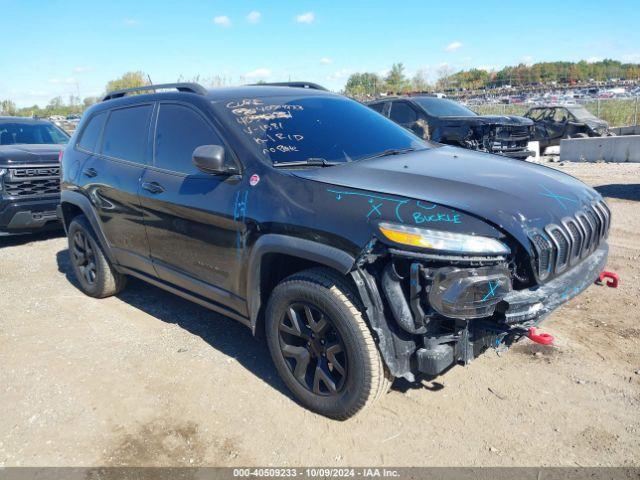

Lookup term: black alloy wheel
[278,302,348,396]
[67,215,126,298]
[71,229,97,286]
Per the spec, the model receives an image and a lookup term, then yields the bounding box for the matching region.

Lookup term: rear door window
[101,104,153,164]
[390,102,418,124]
[77,112,107,152]
[369,102,386,114]
[153,103,223,175]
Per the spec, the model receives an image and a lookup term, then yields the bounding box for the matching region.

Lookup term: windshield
[215,95,426,165]
[413,97,477,117]
[0,121,69,145]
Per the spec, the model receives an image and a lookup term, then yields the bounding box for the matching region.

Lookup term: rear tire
[265,267,391,420]
[67,215,126,298]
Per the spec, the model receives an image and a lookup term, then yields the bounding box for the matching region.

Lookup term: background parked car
[0,117,68,236]
[524,105,612,151]
[367,96,534,160]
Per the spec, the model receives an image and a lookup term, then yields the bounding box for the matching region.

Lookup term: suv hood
[0,144,63,166]
[441,115,533,127]
[292,145,601,249]
[583,118,609,131]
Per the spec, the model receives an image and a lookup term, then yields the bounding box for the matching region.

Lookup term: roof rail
[102,82,207,102]
[248,81,328,91]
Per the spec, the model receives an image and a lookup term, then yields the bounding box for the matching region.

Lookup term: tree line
[0,71,151,118]
[3,60,640,118]
[343,59,640,97]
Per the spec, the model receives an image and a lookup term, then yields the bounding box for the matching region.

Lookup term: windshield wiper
[273,158,339,168]
[362,147,418,161]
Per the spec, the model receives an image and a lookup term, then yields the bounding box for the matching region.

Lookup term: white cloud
[521,55,533,66]
[213,15,231,27]
[247,11,261,24]
[48,77,77,85]
[320,57,332,65]
[444,41,462,52]
[245,68,271,79]
[73,66,92,73]
[296,12,315,24]
[586,56,603,63]
[123,18,139,27]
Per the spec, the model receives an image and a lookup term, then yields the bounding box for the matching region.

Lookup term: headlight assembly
[378,222,510,255]
[428,266,512,319]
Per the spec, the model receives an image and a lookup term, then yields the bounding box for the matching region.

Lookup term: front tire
[265,268,391,420]
[67,215,126,298]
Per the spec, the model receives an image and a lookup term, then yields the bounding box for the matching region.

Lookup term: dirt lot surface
[1,161,639,467]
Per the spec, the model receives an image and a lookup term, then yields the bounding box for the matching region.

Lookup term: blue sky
[2,0,639,107]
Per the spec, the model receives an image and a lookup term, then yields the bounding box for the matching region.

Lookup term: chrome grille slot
[575,212,594,254]
[530,233,553,280]
[584,209,601,246]
[563,219,583,262]
[546,225,570,272]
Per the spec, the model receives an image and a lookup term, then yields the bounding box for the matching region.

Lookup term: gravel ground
[0,161,639,467]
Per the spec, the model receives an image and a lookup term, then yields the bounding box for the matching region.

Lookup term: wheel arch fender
[246,234,355,333]
[59,190,118,266]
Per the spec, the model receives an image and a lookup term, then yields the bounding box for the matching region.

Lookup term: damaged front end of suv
[436,116,535,160]
[296,146,610,382]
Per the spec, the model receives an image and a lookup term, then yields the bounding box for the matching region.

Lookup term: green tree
[105,71,150,94]
[83,96,99,108]
[345,72,383,97]
[0,100,17,115]
[384,63,408,93]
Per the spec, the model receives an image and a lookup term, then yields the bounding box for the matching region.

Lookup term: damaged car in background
[59,83,610,420]
[525,104,613,152]
[367,96,534,159]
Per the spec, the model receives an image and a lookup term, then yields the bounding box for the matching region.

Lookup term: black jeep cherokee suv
[59,83,610,419]
[0,117,68,236]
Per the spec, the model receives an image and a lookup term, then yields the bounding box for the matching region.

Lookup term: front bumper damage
[351,243,609,381]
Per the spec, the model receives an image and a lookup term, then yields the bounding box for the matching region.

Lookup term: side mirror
[192,145,235,174]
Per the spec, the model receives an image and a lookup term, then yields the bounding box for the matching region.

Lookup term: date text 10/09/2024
[233,468,401,478]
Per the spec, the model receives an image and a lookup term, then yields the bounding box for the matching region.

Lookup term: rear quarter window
[368,102,386,114]
[77,112,107,152]
[101,104,153,164]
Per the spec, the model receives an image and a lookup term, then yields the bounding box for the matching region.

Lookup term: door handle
[83,167,97,178]
[141,181,165,194]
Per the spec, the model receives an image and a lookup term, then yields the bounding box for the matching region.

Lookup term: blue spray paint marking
[327,188,463,225]
[482,281,499,301]
[560,286,582,301]
[539,184,579,211]
[366,200,383,218]
[327,188,409,222]
[416,201,437,210]
[412,211,462,224]
[410,263,419,287]
[233,190,249,260]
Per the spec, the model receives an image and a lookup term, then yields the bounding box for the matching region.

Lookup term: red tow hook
[527,327,555,345]
[596,271,619,288]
